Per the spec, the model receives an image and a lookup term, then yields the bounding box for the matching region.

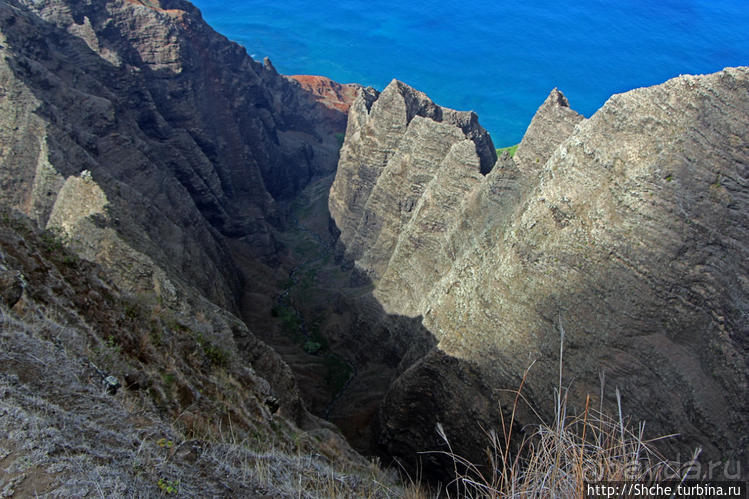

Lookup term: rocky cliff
[287,74,361,134]
[1,0,747,490]
[330,69,749,475]
[0,0,349,308]
[329,79,496,283]
[0,0,363,424]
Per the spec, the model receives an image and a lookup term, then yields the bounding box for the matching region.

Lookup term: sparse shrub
[157,478,179,494]
[149,323,163,346]
[161,372,176,387]
[123,302,140,320]
[122,293,158,321]
[308,323,329,353]
[157,437,175,449]
[39,227,65,253]
[303,340,322,354]
[203,342,227,367]
[323,355,353,393]
[275,304,301,339]
[299,269,316,290]
[194,331,228,367]
[105,334,121,351]
[94,333,123,367]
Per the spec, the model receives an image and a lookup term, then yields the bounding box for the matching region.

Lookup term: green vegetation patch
[496,143,519,157]
[303,340,322,354]
[299,268,316,290]
[194,332,228,367]
[323,355,353,393]
[157,478,179,495]
[272,304,302,340]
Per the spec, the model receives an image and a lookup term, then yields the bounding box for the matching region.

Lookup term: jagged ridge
[331,69,749,477]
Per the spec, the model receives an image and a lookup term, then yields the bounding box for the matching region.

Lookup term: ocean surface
[190,0,749,146]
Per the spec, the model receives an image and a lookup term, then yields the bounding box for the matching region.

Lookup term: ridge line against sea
[190,0,749,146]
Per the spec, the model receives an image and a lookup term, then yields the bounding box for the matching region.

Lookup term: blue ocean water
[190,0,749,146]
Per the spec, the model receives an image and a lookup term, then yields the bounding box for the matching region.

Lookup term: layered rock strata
[330,69,749,475]
[329,79,497,283]
[0,0,352,433]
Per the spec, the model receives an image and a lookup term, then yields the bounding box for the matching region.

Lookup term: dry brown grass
[0,301,428,498]
[434,322,695,498]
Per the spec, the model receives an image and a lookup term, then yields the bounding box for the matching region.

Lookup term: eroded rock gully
[1,0,747,488]
[326,70,749,479]
[0,0,362,464]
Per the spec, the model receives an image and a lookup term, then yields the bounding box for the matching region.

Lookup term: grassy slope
[0,207,419,497]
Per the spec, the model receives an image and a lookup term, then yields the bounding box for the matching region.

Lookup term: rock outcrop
[331,69,749,476]
[513,87,584,169]
[329,79,497,282]
[288,74,362,133]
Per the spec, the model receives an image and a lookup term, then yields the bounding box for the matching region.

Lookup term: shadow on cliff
[0,0,367,436]
[2,0,351,310]
[312,233,528,485]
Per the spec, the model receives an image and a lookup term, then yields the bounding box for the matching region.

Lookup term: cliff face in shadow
[330,69,749,476]
[0,0,358,453]
[0,0,348,310]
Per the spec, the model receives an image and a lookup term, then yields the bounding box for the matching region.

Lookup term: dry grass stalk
[433,321,691,498]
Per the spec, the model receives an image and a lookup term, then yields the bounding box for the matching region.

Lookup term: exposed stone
[332,68,749,477]
[263,56,278,74]
[288,74,361,115]
[514,87,584,169]
[103,375,121,394]
[328,79,496,281]
[0,269,24,308]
